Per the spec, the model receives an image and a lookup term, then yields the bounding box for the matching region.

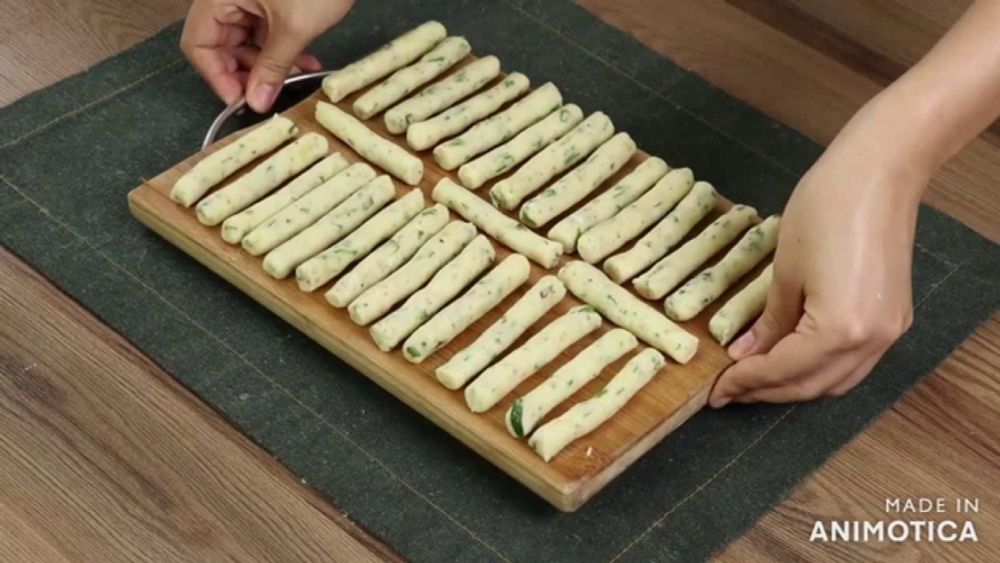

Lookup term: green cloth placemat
[2,1,998,561]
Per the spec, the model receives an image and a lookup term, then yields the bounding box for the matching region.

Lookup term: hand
[709,103,924,407]
[180,0,354,112]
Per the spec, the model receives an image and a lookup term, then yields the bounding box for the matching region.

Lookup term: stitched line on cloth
[0,58,184,152]
[0,176,513,563]
[502,0,804,181]
[609,405,797,562]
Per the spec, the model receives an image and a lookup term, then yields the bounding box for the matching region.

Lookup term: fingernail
[709,396,731,409]
[249,83,279,112]
[728,331,756,359]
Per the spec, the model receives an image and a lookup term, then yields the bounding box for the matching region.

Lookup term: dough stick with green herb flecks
[295,189,424,292]
[709,264,773,345]
[315,101,423,185]
[171,115,298,207]
[506,328,637,438]
[349,221,477,325]
[435,275,566,390]
[603,181,719,283]
[326,204,449,307]
[262,175,395,279]
[547,157,669,253]
[407,73,530,151]
[221,153,349,244]
[633,205,759,299]
[664,215,781,321]
[489,112,614,210]
[403,254,530,363]
[433,83,562,170]
[353,37,470,119]
[384,56,501,134]
[369,235,495,351]
[576,167,694,264]
[322,21,447,102]
[241,163,376,256]
[519,132,636,228]
[529,348,665,462]
[558,261,698,363]
[432,178,563,268]
[458,104,583,190]
[464,305,602,413]
[196,133,328,226]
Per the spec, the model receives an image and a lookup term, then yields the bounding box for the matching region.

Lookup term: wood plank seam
[1,175,509,558]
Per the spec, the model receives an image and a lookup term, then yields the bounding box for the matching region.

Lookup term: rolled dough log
[325,204,450,307]
[315,101,423,185]
[370,235,495,351]
[632,204,758,299]
[384,56,501,134]
[547,157,669,253]
[664,215,781,321]
[464,305,602,413]
[171,115,297,207]
[576,167,694,264]
[709,264,773,345]
[433,82,562,170]
[294,189,425,292]
[506,328,637,438]
[402,254,530,363]
[196,132,328,226]
[529,348,665,462]
[435,275,566,390]
[322,21,447,102]
[558,261,698,364]
[407,73,530,151]
[489,112,614,210]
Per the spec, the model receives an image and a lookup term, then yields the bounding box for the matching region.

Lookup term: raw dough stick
[506,328,637,438]
[353,37,471,120]
[547,157,669,253]
[435,276,566,390]
[558,261,699,363]
[529,348,665,462]
[489,112,615,210]
[221,154,349,244]
[576,168,694,264]
[432,178,563,268]
[402,254,531,363]
[295,189,425,292]
[709,264,773,345]
[464,306,602,413]
[322,21,447,102]
[369,235,495,351]
[262,175,395,279]
[171,115,298,207]
[326,204,449,307]
[315,101,423,185]
[664,215,781,321]
[633,204,759,299]
[433,82,562,171]
[604,180,719,283]
[407,73,531,151]
[384,56,501,134]
[241,163,376,256]
[458,104,584,190]
[196,133,328,226]
[519,132,636,228]
[348,221,477,325]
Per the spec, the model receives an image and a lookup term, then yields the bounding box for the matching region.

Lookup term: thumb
[246,26,309,112]
[727,263,802,360]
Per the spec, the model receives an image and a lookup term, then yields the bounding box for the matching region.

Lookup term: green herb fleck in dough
[510,399,525,437]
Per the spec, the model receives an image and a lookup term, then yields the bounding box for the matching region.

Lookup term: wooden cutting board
[128,56,766,511]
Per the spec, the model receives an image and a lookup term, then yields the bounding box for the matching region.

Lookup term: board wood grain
[128,59,769,511]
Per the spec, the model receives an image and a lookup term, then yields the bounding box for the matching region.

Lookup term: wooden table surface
[1,0,997,561]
